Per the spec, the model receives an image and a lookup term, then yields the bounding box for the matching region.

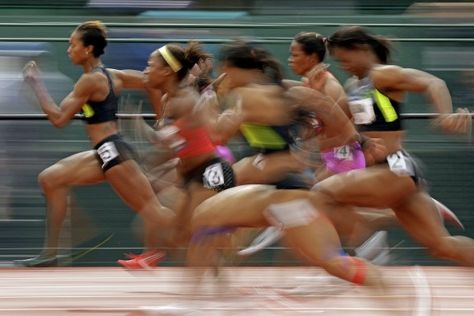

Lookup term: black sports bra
[346,76,402,132]
[81,67,118,124]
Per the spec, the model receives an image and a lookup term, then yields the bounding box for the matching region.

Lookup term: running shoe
[432,198,464,229]
[13,255,58,267]
[237,226,284,256]
[354,230,389,262]
[117,250,166,269]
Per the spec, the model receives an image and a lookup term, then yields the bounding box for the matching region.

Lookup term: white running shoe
[354,230,389,262]
[237,226,284,256]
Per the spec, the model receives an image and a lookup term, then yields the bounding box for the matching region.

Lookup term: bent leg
[105,160,175,252]
[38,150,105,257]
[233,152,304,185]
[269,200,383,287]
[394,192,474,266]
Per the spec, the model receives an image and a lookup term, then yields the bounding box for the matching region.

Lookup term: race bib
[348,98,375,125]
[97,141,119,168]
[387,151,410,176]
[334,145,353,160]
[203,163,225,188]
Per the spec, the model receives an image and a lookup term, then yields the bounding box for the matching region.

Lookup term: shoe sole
[238,227,283,256]
[118,252,166,270]
[432,198,464,230]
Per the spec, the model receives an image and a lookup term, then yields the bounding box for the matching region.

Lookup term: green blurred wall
[1,7,472,266]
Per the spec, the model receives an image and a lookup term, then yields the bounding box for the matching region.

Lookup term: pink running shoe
[432,198,465,230]
[117,251,166,269]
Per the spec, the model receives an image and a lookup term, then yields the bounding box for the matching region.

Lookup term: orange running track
[0,266,472,315]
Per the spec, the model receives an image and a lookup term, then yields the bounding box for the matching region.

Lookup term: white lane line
[0,307,473,312]
[409,266,432,316]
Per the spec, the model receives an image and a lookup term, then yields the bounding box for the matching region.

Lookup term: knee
[308,189,339,211]
[38,165,64,191]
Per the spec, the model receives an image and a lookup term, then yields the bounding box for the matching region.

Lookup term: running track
[0,266,472,315]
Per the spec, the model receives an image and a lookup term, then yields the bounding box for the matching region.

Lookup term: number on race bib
[97,142,119,168]
[203,163,225,188]
[387,151,410,176]
[334,145,353,160]
[348,98,375,125]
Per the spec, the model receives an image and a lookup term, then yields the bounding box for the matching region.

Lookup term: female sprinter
[287,31,368,180]
[116,42,237,268]
[215,40,367,188]
[15,21,174,267]
[222,38,389,256]
[313,26,474,266]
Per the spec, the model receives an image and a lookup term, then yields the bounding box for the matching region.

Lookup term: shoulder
[75,72,105,90]
[323,75,345,97]
[371,65,404,81]
[343,76,359,91]
[240,84,284,96]
[170,87,199,106]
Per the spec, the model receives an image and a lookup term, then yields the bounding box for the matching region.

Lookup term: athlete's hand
[210,73,227,91]
[362,137,387,166]
[303,63,329,90]
[23,61,41,85]
[434,108,472,134]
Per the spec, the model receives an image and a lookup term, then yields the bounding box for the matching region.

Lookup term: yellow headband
[158,45,182,72]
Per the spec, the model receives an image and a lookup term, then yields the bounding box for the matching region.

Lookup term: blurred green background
[0,0,472,267]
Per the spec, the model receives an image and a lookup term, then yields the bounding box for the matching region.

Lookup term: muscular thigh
[192,190,270,230]
[105,160,156,204]
[43,150,105,186]
[316,164,417,209]
[233,152,302,185]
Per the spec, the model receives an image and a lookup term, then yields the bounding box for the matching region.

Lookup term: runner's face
[67,31,91,65]
[218,62,240,89]
[330,47,367,78]
[288,40,317,76]
[144,53,169,88]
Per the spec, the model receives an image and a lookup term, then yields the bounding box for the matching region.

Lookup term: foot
[237,226,283,256]
[433,198,464,229]
[117,250,166,270]
[14,255,58,267]
[354,231,389,262]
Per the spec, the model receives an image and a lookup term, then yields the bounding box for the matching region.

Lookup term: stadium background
[0,0,472,266]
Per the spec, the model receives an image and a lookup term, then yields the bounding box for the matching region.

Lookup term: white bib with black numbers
[203,163,225,189]
[387,150,412,176]
[348,98,375,125]
[334,144,353,160]
[97,141,119,168]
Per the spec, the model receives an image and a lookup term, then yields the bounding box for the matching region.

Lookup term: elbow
[428,77,448,92]
[50,117,68,128]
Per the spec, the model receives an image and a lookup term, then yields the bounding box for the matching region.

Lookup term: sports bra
[81,66,118,124]
[173,118,216,159]
[345,76,402,132]
[240,122,296,153]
